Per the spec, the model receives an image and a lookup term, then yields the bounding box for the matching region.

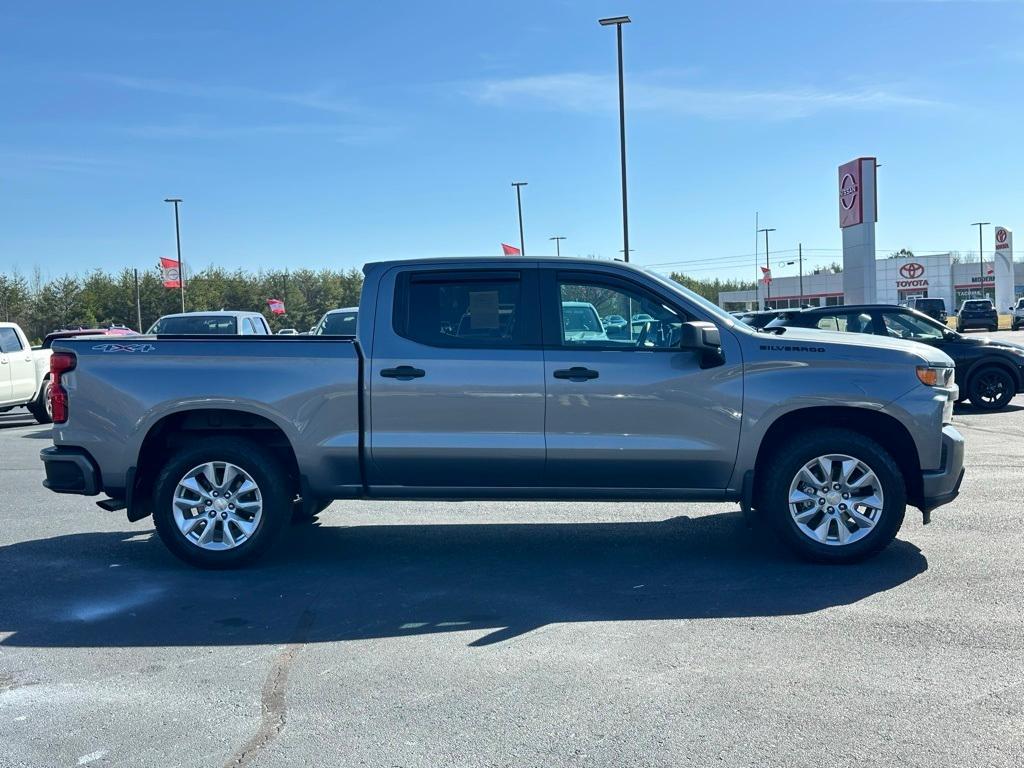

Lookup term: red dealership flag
[160,257,181,288]
[760,266,772,284]
[267,298,286,315]
[501,243,521,256]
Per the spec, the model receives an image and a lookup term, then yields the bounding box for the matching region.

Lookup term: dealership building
[719,156,1018,312]
[717,253,1024,312]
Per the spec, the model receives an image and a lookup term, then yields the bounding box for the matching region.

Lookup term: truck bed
[50,335,364,500]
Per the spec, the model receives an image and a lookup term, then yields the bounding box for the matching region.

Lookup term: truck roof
[363,256,632,272]
[155,310,266,319]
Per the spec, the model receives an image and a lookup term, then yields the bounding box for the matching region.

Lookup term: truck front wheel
[152,437,292,568]
[760,429,906,563]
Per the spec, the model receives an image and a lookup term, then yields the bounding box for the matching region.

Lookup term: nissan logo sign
[899,262,925,279]
[839,172,858,211]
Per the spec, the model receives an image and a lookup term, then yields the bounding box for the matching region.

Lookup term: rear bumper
[919,425,965,513]
[40,446,101,496]
[959,316,997,328]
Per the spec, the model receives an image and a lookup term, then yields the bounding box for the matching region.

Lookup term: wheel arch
[129,408,301,522]
[753,406,923,510]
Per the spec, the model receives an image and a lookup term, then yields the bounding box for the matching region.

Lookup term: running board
[96,497,127,512]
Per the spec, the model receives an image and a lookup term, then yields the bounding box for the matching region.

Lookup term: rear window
[963,301,992,311]
[149,315,238,334]
[318,311,358,335]
[394,270,537,347]
[915,299,944,310]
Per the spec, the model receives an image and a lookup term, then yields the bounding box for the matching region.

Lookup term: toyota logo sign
[899,262,925,279]
[997,228,1008,244]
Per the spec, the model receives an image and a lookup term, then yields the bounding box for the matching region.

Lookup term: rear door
[0,327,35,403]
[367,266,546,489]
[540,269,743,491]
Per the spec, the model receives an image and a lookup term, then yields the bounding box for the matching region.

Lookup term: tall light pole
[511,182,527,256]
[758,227,775,308]
[599,15,631,263]
[549,236,566,257]
[972,221,990,299]
[164,198,185,312]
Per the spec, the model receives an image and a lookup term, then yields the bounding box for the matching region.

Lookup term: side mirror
[679,321,720,350]
[679,321,724,368]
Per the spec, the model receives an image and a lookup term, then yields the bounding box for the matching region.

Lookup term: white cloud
[85,73,364,116]
[470,72,941,121]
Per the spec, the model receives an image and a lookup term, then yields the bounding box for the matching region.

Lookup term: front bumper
[40,446,101,496]
[919,425,965,514]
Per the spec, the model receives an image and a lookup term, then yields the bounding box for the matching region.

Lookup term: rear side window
[150,316,238,334]
[394,270,538,347]
[0,327,23,353]
[814,312,874,333]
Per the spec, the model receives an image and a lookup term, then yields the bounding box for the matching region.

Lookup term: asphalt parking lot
[2,339,1022,768]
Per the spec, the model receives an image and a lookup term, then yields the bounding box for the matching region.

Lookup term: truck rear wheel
[152,437,292,568]
[760,429,906,563]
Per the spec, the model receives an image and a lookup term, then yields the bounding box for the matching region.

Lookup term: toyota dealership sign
[896,261,928,289]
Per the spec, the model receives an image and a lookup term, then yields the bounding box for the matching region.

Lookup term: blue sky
[2,0,1023,284]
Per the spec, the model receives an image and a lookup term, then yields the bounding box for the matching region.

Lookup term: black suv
[768,304,1024,410]
[912,297,947,323]
[956,299,998,333]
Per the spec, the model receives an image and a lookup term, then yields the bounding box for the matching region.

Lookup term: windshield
[147,315,237,334]
[563,304,603,332]
[642,268,740,328]
[316,310,358,335]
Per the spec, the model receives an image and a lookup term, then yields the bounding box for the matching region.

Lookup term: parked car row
[763,304,1024,410]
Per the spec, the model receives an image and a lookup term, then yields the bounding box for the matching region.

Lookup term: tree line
[0,267,363,343]
[1,265,751,344]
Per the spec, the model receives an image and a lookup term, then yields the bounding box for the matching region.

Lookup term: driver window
[881,313,943,340]
[558,279,685,348]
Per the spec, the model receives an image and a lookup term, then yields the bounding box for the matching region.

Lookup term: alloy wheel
[788,454,884,546]
[172,461,263,550]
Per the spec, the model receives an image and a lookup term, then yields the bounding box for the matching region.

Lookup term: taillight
[49,352,76,424]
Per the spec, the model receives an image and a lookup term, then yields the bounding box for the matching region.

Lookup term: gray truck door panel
[367,266,545,488]
[541,269,743,490]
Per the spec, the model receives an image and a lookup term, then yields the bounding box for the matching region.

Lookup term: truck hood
[761,326,955,367]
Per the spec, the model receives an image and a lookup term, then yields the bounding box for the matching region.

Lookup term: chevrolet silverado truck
[40,258,965,568]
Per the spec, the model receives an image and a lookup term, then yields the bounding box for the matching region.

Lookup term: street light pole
[164,198,185,312]
[549,236,566,257]
[972,221,990,300]
[511,182,527,256]
[798,242,804,305]
[599,15,631,263]
[757,227,775,308]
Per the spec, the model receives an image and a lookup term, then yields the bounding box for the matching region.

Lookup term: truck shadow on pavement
[0,512,927,648]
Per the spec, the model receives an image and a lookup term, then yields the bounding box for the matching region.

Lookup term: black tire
[26,379,52,424]
[990,325,998,333]
[759,429,906,564]
[967,366,1016,410]
[152,437,292,568]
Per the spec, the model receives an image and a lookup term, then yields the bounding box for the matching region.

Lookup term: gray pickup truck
[40,257,965,568]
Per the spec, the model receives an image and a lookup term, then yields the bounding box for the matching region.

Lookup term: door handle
[553,367,599,381]
[380,365,426,380]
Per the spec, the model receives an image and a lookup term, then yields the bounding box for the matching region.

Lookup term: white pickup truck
[0,322,52,423]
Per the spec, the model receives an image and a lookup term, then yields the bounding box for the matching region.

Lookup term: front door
[368,266,546,490]
[541,269,743,491]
